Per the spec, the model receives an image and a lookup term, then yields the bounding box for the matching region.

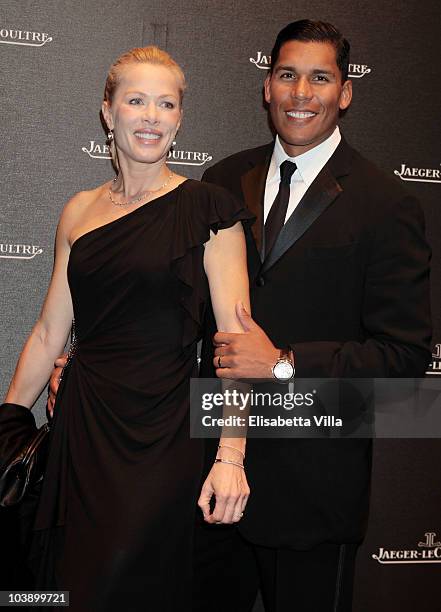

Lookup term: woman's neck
[113,159,171,199]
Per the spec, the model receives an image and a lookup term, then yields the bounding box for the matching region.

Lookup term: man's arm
[211,191,431,380]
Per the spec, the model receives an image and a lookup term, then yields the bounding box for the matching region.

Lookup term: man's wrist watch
[272,348,295,383]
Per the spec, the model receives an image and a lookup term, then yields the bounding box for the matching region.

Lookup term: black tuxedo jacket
[200,137,431,549]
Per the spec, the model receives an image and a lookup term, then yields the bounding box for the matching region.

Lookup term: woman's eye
[161,101,175,109]
[129,98,143,105]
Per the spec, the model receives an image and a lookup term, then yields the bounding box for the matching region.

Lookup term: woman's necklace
[108,171,174,207]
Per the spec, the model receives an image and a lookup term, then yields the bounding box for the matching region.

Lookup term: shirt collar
[268,126,341,187]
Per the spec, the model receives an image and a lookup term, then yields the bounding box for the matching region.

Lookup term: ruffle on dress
[170,181,255,349]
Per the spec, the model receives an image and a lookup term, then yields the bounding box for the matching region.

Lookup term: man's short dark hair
[270,20,350,82]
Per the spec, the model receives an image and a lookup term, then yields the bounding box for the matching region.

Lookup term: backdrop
[1,1,440,609]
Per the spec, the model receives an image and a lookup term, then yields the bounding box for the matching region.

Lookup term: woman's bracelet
[218,444,245,459]
[214,458,244,470]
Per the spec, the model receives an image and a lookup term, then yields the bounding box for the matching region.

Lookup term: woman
[2,46,253,610]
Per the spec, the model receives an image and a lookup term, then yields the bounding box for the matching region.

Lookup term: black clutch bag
[0,403,50,507]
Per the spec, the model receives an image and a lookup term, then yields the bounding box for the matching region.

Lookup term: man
[194,19,431,612]
[48,19,430,612]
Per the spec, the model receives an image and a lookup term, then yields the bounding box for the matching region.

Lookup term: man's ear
[101,100,113,131]
[264,74,272,105]
[339,79,352,111]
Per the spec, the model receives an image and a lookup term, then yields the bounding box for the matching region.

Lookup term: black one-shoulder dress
[30,180,253,611]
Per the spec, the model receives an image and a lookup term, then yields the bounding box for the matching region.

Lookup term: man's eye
[280,72,295,79]
[314,75,329,82]
[129,98,143,105]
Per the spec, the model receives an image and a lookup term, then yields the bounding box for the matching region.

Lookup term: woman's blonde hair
[103,46,186,167]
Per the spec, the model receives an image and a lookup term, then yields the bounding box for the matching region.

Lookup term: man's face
[264,40,352,157]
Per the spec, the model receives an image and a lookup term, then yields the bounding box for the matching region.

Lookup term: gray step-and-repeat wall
[1,1,440,610]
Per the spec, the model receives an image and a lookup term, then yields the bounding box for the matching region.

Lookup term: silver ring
[218,356,222,368]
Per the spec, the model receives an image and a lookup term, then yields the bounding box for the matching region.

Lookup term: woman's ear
[101,100,113,131]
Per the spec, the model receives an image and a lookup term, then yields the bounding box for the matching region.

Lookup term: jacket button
[256,276,265,287]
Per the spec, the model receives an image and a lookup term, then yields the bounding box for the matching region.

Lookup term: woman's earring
[107,130,114,141]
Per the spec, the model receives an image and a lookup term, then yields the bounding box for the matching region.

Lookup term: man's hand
[213,302,279,380]
[47,355,67,417]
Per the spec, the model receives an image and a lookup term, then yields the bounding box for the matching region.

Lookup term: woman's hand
[198,458,250,524]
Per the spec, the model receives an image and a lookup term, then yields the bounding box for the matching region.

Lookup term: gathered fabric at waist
[69,306,198,393]
[73,307,185,351]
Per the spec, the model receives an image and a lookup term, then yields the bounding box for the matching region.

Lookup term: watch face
[273,360,294,381]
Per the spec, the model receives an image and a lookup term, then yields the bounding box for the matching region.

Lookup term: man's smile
[286,110,317,119]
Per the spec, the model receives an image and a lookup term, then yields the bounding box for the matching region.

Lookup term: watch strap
[279,347,294,365]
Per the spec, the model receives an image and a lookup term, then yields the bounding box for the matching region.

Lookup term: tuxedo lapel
[262,139,353,273]
[240,150,272,258]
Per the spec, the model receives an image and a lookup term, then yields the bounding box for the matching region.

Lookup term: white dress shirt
[264,127,342,224]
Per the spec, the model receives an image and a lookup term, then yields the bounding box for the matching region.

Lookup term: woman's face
[102,62,182,167]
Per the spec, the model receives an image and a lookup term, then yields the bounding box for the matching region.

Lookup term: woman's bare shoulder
[63,182,109,216]
[57,182,110,238]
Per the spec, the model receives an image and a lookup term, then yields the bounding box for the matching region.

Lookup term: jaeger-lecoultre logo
[0,27,53,47]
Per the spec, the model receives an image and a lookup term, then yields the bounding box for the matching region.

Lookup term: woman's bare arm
[198,221,251,524]
[4,196,81,408]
